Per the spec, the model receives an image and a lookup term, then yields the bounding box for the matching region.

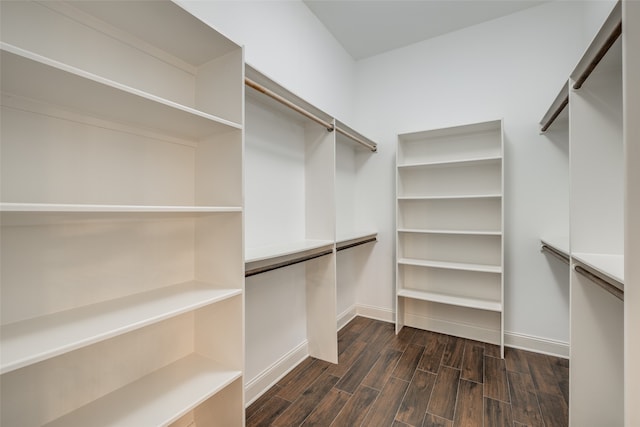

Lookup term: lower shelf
[397,288,502,312]
[1,282,241,374]
[397,257,502,274]
[44,353,242,427]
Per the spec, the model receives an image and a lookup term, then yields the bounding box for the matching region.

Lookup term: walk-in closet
[1,0,638,426]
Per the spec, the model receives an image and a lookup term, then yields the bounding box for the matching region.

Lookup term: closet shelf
[43,353,242,427]
[571,252,624,285]
[397,156,501,169]
[0,44,241,141]
[336,231,378,248]
[397,194,502,201]
[0,282,241,374]
[398,257,502,274]
[245,239,334,264]
[399,228,501,236]
[397,288,502,312]
[0,203,241,213]
[540,236,570,258]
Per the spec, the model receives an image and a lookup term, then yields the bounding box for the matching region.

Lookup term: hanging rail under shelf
[574,265,624,301]
[335,125,377,152]
[539,93,568,133]
[245,248,333,277]
[572,2,621,90]
[245,78,377,152]
[336,236,377,252]
[245,77,333,131]
[541,244,570,264]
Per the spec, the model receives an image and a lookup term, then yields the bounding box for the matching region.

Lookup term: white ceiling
[303,0,548,60]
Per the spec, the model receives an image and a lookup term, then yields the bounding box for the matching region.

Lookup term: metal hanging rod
[541,244,570,264]
[540,95,568,133]
[245,248,333,277]
[336,237,377,252]
[574,265,624,301]
[245,78,377,152]
[335,125,377,152]
[245,77,333,131]
[572,22,621,90]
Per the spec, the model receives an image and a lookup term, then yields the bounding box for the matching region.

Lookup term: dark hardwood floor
[246,317,569,427]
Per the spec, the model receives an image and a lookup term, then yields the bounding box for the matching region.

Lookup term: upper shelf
[42,1,239,70]
[245,239,334,264]
[245,65,378,152]
[0,44,241,141]
[570,1,621,90]
[540,236,570,258]
[336,231,378,251]
[0,203,242,226]
[572,252,624,286]
[539,82,569,133]
[0,281,241,374]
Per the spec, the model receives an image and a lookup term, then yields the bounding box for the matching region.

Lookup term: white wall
[177,0,356,122]
[351,0,616,355]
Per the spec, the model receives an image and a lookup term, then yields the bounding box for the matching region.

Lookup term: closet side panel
[624,1,640,425]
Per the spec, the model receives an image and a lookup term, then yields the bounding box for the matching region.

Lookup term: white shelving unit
[567,4,625,425]
[243,66,377,403]
[0,2,244,426]
[396,119,504,356]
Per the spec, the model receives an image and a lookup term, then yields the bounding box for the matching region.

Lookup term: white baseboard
[356,304,570,358]
[355,303,394,323]
[505,331,569,359]
[403,312,501,345]
[337,306,357,331]
[244,341,309,406]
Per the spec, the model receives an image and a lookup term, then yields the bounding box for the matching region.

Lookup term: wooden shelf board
[0,282,241,374]
[245,239,334,264]
[1,44,241,141]
[44,353,241,427]
[397,155,502,169]
[399,228,501,236]
[398,257,502,274]
[397,288,502,312]
[571,252,624,284]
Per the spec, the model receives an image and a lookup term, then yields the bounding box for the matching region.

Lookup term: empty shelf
[397,156,501,169]
[1,282,241,374]
[44,353,241,427]
[397,288,502,312]
[398,258,502,274]
[245,239,334,264]
[397,194,502,201]
[1,44,241,141]
[572,252,624,285]
[399,228,501,236]
[336,231,378,250]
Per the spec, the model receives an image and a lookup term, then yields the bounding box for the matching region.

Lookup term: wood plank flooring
[246,317,569,427]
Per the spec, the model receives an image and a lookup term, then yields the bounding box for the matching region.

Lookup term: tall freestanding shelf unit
[0,1,245,426]
[396,120,504,356]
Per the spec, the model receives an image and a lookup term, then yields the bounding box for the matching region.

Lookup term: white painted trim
[505,331,569,359]
[337,305,357,331]
[353,303,570,358]
[403,312,501,345]
[244,340,309,406]
[355,303,394,323]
